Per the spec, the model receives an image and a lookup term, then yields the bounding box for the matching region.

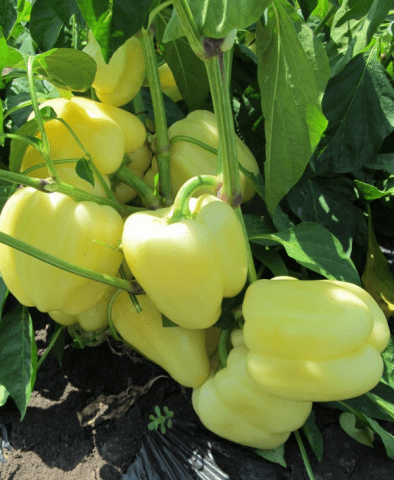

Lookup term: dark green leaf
[287,178,357,255]
[0,276,8,317]
[381,337,394,389]
[256,0,329,213]
[0,304,36,419]
[302,410,324,461]
[248,221,361,284]
[0,0,18,39]
[161,314,178,327]
[365,154,394,174]
[33,48,96,91]
[75,158,95,188]
[46,0,82,25]
[298,0,318,21]
[155,8,210,111]
[255,444,287,467]
[251,245,289,277]
[30,0,64,51]
[365,417,394,458]
[141,86,185,127]
[313,53,394,174]
[75,0,155,62]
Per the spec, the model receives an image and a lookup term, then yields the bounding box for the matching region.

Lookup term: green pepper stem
[170,174,218,222]
[172,0,204,58]
[0,231,133,292]
[140,28,172,205]
[26,56,59,182]
[114,164,161,208]
[0,168,51,190]
[294,430,317,480]
[36,325,66,370]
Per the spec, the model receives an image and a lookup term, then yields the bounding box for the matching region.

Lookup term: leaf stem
[36,325,66,370]
[294,430,316,480]
[114,164,161,208]
[172,0,204,58]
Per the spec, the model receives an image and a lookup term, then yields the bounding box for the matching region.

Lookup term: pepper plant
[0,0,394,478]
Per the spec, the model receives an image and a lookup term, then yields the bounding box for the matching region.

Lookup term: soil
[1,306,394,480]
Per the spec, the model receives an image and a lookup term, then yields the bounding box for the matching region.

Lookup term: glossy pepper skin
[0,187,124,315]
[21,96,146,176]
[111,292,210,388]
[242,278,390,402]
[122,194,248,329]
[83,34,145,107]
[143,110,260,202]
[192,338,312,449]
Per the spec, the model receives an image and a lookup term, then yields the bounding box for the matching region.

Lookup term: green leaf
[75,0,155,62]
[0,276,8,317]
[256,0,329,213]
[255,444,287,467]
[287,178,357,255]
[381,337,394,389]
[298,0,318,21]
[0,0,18,39]
[248,221,361,284]
[251,246,289,277]
[328,0,392,76]
[339,412,375,447]
[365,154,394,174]
[30,0,64,51]
[185,0,273,38]
[155,8,210,111]
[75,158,95,188]
[0,385,9,407]
[302,410,324,461]
[313,53,394,174]
[354,180,394,200]
[45,0,82,26]
[0,304,36,420]
[147,421,157,431]
[365,417,394,458]
[33,48,97,92]
[361,211,394,319]
[161,314,179,327]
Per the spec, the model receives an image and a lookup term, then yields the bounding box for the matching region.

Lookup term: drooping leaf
[361,210,394,319]
[155,8,210,111]
[247,221,361,284]
[75,0,156,62]
[255,443,287,467]
[33,48,97,91]
[29,0,64,51]
[339,412,375,447]
[302,410,324,461]
[256,0,329,213]
[75,158,95,188]
[312,53,394,174]
[0,304,36,420]
[328,0,393,76]
[298,0,318,21]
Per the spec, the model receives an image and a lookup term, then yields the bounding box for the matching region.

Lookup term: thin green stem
[26,56,59,182]
[36,325,66,370]
[0,168,52,190]
[114,164,161,208]
[170,174,218,222]
[148,0,173,28]
[0,231,133,292]
[0,133,41,149]
[170,135,218,155]
[294,430,316,480]
[140,28,172,205]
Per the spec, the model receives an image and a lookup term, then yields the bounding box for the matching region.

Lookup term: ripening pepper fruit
[83,33,145,107]
[111,292,210,388]
[21,96,146,176]
[158,63,182,103]
[49,283,118,332]
[192,338,312,449]
[122,194,248,329]
[0,187,124,315]
[143,110,259,201]
[242,278,390,402]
